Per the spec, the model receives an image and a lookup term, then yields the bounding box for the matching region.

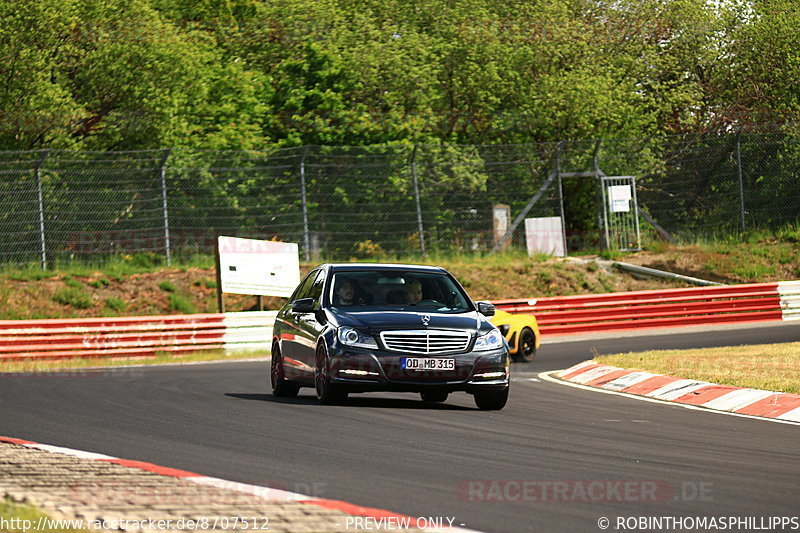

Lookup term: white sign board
[524,217,565,257]
[492,204,511,249]
[217,236,300,297]
[608,185,632,213]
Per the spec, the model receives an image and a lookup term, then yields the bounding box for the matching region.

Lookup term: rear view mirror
[477,301,495,317]
[291,298,315,313]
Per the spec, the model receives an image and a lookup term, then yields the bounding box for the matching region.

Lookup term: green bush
[159,280,177,292]
[62,277,84,289]
[53,288,92,309]
[193,277,217,289]
[168,294,197,314]
[125,252,164,268]
[104,297,126,312]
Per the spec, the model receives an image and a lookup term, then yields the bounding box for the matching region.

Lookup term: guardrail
[493,281,800,336]
[0,311,275,360]
[1,282,797,361]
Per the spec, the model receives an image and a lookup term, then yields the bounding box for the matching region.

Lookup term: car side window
[307,270,326,306]
[291,270,319,302]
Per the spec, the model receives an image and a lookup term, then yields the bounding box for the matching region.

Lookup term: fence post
[556,141,568,256]
[299,145,311,262]
[410,145,426,257]
[35,150,49,270]
[159,149,172,266]
[736,131,746,231]
[592,139,606,252]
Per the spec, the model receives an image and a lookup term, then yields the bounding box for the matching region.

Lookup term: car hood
[328,309,489,334]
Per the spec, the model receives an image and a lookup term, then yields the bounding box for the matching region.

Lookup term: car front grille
[380,330,471,355]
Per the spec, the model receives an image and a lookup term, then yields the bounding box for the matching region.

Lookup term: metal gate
[601,176,641,251]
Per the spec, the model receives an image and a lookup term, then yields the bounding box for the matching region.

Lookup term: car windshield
[329,271,472,313]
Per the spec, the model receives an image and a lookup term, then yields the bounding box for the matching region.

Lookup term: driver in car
[334,278,370,306]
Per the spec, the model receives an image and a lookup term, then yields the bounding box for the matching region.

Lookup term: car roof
[321,263,448,273]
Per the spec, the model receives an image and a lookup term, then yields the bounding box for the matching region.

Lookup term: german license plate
[401,357,455,371]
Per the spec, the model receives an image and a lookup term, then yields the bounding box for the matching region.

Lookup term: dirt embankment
[1,240,798,320]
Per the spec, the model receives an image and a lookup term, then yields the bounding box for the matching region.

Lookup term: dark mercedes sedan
[271,263,510,410]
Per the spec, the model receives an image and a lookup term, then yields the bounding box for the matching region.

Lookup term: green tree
[0,0,84,149]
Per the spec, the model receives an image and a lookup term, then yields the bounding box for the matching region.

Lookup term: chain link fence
[1,131,798,267]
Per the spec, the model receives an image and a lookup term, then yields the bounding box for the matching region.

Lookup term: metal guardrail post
[159,149,172,266]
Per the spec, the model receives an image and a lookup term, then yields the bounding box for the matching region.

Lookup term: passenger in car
[405,278,423,304]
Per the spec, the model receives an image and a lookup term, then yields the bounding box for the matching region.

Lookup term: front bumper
[328,344,510,393]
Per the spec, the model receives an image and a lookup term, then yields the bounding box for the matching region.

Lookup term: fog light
[474,371,505,379]
[339,369,379,377]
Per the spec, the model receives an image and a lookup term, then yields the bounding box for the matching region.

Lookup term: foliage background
[2,0,799,152]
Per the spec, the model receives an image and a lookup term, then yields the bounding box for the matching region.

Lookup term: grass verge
[0,349,268,374]
[594,342,800,394]
[0,497,88,533]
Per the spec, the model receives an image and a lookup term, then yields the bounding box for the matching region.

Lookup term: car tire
[474,386,509,410]
[315,344,347,405]
[420,391,449,403]
[271,344,299,398]
[515,327,537,363]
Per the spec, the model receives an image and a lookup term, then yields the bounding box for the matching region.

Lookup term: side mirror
[477,301,495,317]
[291,298,315,313]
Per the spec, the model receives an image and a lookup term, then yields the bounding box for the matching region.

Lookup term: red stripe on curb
[0,436,36,445]
[673,385,741,406]
[99,458,202,478]
[621,375,682,395]
[734,394,800,418]
[559,363,601,380]
[585,369,633,387]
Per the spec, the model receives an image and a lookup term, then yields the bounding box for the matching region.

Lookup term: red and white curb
[0,436,479,533]
[547,360,800,424]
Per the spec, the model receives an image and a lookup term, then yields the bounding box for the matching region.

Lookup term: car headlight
[474,329,504,351]
[337,327,378,349]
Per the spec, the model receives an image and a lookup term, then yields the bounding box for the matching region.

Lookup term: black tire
[271,344,299,398]
[474,387,509,410]
[420,391,449,403]
[315,344,347,405]
[515,327,537,363]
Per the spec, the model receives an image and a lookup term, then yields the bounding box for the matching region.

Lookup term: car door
[280,269,319,379]
[294,269,327,377]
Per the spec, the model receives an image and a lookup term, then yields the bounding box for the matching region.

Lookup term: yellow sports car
[490,309,541,362]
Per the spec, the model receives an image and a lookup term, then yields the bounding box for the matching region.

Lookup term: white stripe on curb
[646,380,710,401]
[568,365,617,384]
[701,389,774,411]
[602,372,657,391]
[189,476,314,502]
[27,443,116,461]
